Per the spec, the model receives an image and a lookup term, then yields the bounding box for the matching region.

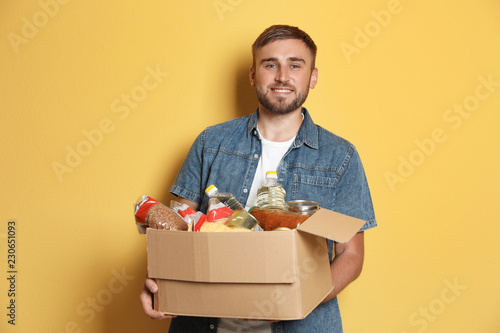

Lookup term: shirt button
[243,188,248,193]
[209,324,215,329]
[253,130,257,135]
[254,154,259,159]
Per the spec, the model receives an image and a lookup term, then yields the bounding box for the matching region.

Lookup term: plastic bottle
[256,171,286,210]
[205,185,257,230]
[205,185,244,211]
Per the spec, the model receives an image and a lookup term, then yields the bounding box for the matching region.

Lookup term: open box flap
[297,208,366,243]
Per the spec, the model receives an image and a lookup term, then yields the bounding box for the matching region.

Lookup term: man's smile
[270,87,294,94]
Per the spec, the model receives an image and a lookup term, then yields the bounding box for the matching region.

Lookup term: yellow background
[1,0,499,332]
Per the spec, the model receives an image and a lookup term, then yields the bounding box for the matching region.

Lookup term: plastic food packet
[170,200,197,231]
[134,195,188,233]
[193,211,207,232]
[200,220,251,232]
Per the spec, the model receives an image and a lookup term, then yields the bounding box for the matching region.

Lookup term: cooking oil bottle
[205,185,257,230]
[256,171,286,210]
[205,185,244,211]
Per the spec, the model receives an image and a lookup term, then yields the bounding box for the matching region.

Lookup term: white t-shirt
[245,131,296,210]
[218,129,296,333]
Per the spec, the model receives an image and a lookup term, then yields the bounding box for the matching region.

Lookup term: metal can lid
[272,227,292,231]
[286,200,319,212]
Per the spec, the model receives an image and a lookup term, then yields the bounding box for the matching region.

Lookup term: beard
[255,85,310,115]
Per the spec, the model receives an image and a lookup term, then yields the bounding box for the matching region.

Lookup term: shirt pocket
[291,174,336,208]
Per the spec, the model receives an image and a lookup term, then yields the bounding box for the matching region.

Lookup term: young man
[140,25,377,332]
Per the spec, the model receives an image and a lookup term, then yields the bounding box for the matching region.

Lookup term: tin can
[272,227,292,231]
[286,200,319,216]
[226,209,258,230]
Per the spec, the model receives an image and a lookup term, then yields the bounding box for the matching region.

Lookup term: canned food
[286,200,319,216]
[272,227,292,231]
[225,209,258,230]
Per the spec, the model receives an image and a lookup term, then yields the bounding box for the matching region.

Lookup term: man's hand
[140,277,177,320]
[322,231,365,304]
[140,197,195,320]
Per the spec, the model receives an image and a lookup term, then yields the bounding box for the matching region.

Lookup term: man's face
[250,39,318,115]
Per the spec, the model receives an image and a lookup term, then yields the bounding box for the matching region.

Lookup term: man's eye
[266,64,276,68]
[291,64,301,69]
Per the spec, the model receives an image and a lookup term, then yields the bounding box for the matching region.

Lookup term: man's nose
[276,67,290,83]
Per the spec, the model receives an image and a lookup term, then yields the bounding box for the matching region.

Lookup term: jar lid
[286,200,319,212]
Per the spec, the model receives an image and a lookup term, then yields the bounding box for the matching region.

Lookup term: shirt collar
[247,107,319,150]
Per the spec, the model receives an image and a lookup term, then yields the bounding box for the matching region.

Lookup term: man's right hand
[140,277,177,320]
[140,197,195,320]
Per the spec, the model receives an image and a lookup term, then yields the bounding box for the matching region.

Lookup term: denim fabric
[169,108,377,332]
[168,299,342,333]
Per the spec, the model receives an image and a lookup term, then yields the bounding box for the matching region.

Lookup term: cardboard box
[147,208,365,320]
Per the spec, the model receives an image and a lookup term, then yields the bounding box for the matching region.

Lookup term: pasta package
[200,220,251,232]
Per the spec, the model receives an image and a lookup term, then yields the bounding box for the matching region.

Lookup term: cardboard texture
[147,208,365,320]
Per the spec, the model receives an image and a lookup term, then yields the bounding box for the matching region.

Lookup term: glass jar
[286,200,319,216]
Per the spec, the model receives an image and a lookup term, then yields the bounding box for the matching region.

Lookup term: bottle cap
[265,170,278,179]
[205,184,217,195]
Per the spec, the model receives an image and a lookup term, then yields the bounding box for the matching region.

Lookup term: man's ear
[310,68,318,89]
[249,66,256,87]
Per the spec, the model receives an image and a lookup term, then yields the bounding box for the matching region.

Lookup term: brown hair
[252,25,317,69]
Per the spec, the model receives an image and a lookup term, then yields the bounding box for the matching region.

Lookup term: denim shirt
[169,108,377,333]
